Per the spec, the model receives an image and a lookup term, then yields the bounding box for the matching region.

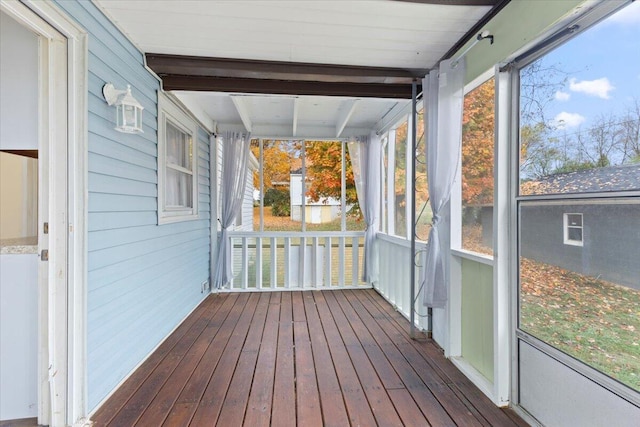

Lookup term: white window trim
[563,212,583,246]
[158,92,199,224]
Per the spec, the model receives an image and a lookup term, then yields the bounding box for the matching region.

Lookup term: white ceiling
[174,91,410,138]
[95,0,493,138]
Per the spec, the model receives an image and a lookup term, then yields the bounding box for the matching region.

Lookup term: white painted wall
[0,11,38,150]
[0,254,39,420]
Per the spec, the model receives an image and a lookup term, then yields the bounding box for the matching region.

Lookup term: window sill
[158,212,200,225]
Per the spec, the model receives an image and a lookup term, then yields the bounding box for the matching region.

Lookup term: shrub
[264,188,290,216]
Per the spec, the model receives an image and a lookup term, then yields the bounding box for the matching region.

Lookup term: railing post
[325,237,332,287]
[242,237,249,289]
[352,236,359,286]
[256,237,263,289]
[339,236,345,287]
[270,237,277,289]
[284,237,291,288]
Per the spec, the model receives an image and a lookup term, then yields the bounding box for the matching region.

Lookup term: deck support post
[410,80,418,340]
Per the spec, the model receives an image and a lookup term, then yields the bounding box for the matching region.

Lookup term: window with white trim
[563,213,583,246]
[158,93,198,223]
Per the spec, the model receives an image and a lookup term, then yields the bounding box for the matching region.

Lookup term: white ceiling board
[176,91,408,139]
[95,0,491,69]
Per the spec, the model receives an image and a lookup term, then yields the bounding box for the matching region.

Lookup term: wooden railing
[224,231,367,290]
[375,233,430,330]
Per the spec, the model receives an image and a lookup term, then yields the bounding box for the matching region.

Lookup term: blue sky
[541,2,640,131]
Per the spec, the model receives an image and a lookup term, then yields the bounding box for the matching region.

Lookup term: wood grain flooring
[90,289,527,426]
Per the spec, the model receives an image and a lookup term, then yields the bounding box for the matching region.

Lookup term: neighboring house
[481,164,640,288]
[290,171,341,224]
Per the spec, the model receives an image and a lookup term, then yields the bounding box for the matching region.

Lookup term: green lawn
[520,257,640,391]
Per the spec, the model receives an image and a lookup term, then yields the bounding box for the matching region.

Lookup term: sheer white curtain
[421,58,466,308]
[348,132,381,284]
[213,131,251,288]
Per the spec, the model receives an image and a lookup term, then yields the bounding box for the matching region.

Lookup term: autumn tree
[461,78,495,205]
[250,139,298,190]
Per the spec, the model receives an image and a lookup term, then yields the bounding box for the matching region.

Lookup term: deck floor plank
[106,295,224,427]
[323,291,405,426]
[161,293,249,427]
[359,288,519,426]
[292,292,323,427]
[187,292,261,426]
[270,292,296,427]
[91,289,528,427]
[135,293,239,426]
[243,292,281,427]
[302,291,351,427]
[206,292,270,426]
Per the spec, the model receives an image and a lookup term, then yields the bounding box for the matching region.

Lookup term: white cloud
[553,112,586,129]
[569,77,615,99]
[555,90,570,101]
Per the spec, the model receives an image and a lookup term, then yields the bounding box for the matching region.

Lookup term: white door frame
[0,1,87,425]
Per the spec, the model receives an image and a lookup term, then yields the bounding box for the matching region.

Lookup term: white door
[0,10,41,423]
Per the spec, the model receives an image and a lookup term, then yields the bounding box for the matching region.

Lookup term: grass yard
[254,206,365,231]
[520,257,640,391]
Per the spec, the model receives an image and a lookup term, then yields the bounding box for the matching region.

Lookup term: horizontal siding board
[89,266,208,364]
[88,249,209,308]
[89,172,157,197]
[88,254,208,337]
[88,220,207,251]
[88,133,157,170]
[89,194,157,213]
[88,229,208,270]
[89,152,157,184]
[89,211,159,232]
[88,236,209,292]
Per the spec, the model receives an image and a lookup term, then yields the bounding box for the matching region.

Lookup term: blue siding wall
[54,1,211,410]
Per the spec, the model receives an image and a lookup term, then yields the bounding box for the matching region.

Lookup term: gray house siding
[54,1,211,410]
[519,202,639,289]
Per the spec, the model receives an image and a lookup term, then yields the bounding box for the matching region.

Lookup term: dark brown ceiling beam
[390,0,499,5]
[146,54,426,85]
[161,75,419,99]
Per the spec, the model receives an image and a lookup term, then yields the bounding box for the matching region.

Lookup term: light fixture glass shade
[103,83,144,134]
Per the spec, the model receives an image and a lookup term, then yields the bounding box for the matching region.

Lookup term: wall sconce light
[103,83,144,134]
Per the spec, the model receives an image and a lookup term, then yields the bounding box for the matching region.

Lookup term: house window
[563,213,583,246]
[158,93,198,224]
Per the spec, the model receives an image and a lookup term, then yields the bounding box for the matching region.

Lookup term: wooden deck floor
[91,289,527,426]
